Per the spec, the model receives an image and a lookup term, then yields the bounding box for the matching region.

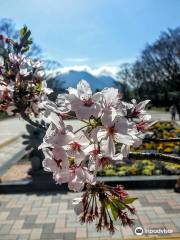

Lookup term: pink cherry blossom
[94,115,135,157]
[68,165,96,192]
[43,147,68,173]
[101,87,119,110]
[59,80,102,120]
[66,134,93,165]
[39,80,150,192]
[42,119,74,148]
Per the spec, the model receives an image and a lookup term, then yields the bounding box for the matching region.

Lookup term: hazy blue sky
[1,0,180,68]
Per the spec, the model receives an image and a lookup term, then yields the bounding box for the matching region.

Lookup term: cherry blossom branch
[1,29,154,234]
[62,113,77,120]
[21,113,46,131]
[74,124,89,134]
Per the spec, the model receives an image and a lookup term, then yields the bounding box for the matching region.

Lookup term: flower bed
[99,121,180,177]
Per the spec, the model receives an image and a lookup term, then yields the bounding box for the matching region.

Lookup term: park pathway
[148,110,180,123]
[0,118,26,176]
[0,117,26,145]
[0,189,180,239]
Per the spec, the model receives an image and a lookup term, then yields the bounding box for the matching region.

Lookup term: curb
[98,175,177,189]
[0,147,28,176]
[0,135,21,149]
[0,175,177,194]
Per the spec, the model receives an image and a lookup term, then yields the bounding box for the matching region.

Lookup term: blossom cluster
[41,79,150,192]
[40,79,150,231]
[0,33,52,116]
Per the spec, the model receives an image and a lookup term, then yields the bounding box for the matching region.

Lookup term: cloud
[46,57,136,81]
[47,65,120,79]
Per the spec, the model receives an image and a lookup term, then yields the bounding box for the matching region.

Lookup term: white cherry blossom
[59,80,102,120]
[40,80,150,192]
[72,197,83,215]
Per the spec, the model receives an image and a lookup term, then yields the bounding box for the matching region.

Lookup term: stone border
[98,175,178,189]
[0,135,20,149]
[0,146,28,176]
[0,175,177,194]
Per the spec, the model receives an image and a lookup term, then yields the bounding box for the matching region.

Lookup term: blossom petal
[72,197,83,215]
[114,132,134,145]
[77,79,92,100]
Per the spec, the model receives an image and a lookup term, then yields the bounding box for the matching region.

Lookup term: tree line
[116,26,180,107]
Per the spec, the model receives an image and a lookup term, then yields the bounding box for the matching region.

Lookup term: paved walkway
[148,111,180,124]
[0,138,25,175]
[0,189,180,239]
[0,118,26,145]
[0,118,27,175]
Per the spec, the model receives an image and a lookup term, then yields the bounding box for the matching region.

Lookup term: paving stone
[0,202,8,211]
[30,228,42,239]
[42,223,55,233]
[172,218,180,227]
[7,208,21,218]
[12,220,24,229]
[16,234,30,240]
[52,196,61,203]
[63,232,76,240]
[32,200,43,208]
[25,215,37,223]
[0,224,12,234]
[40,233,63,239]
[88,231,112,237]
[146,211,158,219]
[164,223,178,233]
[0,212,9,220]
[54,219,66,229]
[23,223,42,229]
[66,222,82,227]
[0,235,18,240]
[150,218,171,224]
[76,227,87,238]
[67,200,74,210]
[10,229,31,235]
[111,231,123,238]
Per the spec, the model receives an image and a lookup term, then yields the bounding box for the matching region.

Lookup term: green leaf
[109,203,118,220]
[124,197,138,204]
[113,199,126,209]
[20,25,28,37]
[21,46,30,54]
[35,83,42,92]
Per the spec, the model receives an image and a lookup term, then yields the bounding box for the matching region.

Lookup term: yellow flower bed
[101,121,180,176]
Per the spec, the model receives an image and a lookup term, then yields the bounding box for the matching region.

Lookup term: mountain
[47,67,122,92]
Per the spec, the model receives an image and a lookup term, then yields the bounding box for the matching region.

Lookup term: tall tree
[120,26,180,105]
